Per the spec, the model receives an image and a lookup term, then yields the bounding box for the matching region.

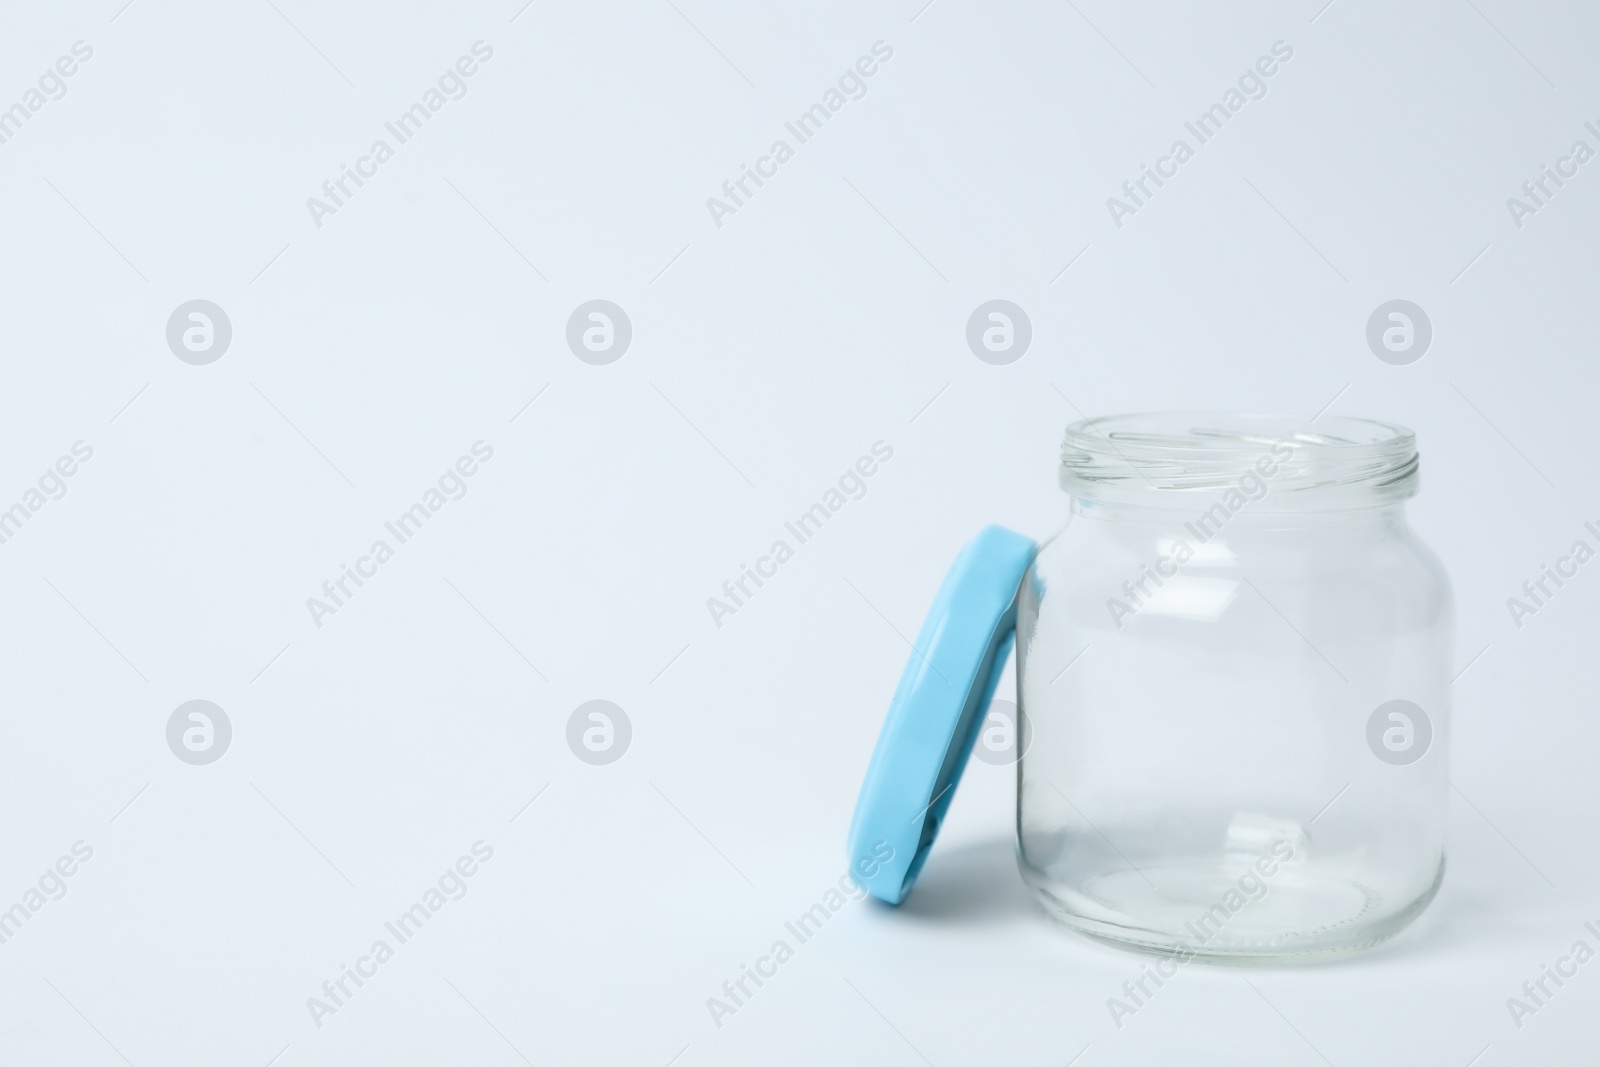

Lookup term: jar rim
[1060,412,1419,507]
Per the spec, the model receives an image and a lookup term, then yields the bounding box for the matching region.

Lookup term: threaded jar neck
[1059,413,1419,511]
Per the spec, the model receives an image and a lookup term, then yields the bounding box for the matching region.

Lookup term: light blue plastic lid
[846,525,1037,904]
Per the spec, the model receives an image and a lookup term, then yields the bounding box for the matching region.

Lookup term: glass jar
[1015,413,1451,960]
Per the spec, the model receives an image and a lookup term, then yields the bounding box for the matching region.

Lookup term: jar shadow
[1335,879,1490,966]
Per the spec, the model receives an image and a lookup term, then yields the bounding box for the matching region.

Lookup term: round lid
[846,526,1037,904]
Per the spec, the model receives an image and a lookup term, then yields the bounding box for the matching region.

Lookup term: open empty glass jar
[1016,413,1451,960]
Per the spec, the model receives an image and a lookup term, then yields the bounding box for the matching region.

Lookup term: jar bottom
[1018,852,1446,963]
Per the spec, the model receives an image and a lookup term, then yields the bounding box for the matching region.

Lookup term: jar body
[1016,499,1451,960]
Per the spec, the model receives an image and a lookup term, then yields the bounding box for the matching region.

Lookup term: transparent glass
[1016,414,1451,961]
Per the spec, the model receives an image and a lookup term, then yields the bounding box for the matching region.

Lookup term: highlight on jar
[847,413,1451,962]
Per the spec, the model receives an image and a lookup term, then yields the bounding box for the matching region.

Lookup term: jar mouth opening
[1060,412,1419,507]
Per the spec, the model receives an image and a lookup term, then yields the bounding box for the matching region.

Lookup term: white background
[1,0,1597,1064]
